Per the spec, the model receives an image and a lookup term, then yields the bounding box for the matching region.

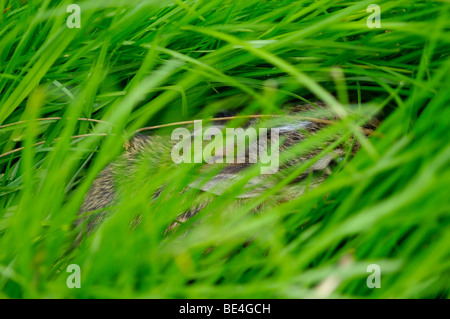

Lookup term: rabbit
[74,102,378,244]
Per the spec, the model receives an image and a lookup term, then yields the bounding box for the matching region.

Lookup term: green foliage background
[0,0,449,298]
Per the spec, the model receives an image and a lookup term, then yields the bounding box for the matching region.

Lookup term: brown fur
[75,102,377,243]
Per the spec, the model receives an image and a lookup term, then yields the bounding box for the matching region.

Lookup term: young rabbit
[74,102,378,243]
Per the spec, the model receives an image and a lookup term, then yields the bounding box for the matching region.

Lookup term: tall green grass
[0,0,449,298]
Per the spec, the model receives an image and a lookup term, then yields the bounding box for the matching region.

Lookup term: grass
[0,0,449,298]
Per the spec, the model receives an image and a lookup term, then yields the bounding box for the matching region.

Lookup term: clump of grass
[0,0,449,298]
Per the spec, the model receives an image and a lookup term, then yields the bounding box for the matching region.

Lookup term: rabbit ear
[189,171,267,198]
[189,173,240,196]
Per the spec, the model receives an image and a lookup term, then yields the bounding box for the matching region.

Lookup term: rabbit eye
[329,156,346,169]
